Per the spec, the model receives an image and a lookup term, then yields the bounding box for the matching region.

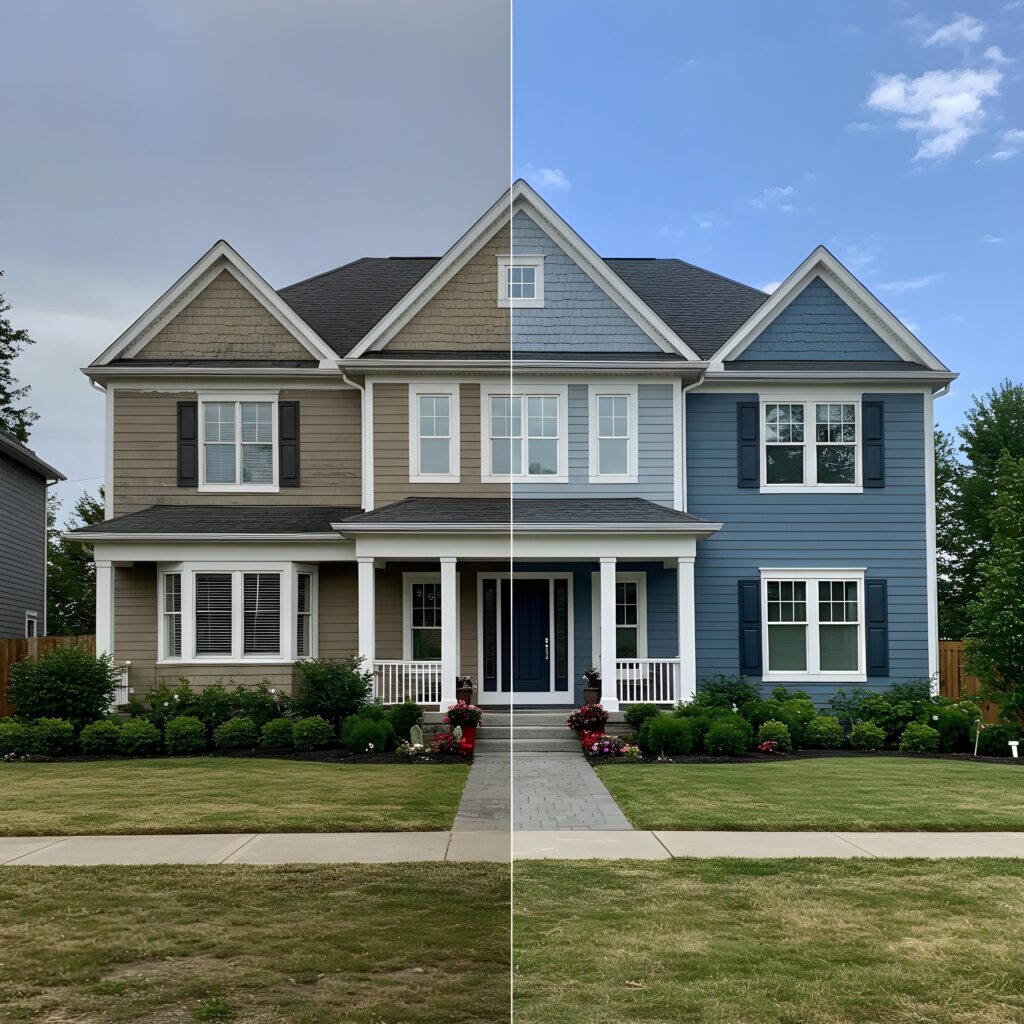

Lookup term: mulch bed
[584,748,1022,766]
[6,748,472,766]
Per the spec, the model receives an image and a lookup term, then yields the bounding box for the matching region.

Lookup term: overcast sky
[0,0,510,521]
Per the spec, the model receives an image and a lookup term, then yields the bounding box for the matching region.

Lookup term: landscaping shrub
[0,719,32,756]
[355,702,388,722]
[164,716,207,755]
[117,718,162,757]
[704,715,754,757]
[260,718,295,749]
[899,722,941,754]
[738,699,779,732]
[79,719,121,756]
[212,716,258,750]
[193,684,237,731]
[848,721,886,751]
[28,717,76,757]
[828,686,871,730]
[8,646,119,727]
[804,715,845,750]
[755,719,793,753]
[777,698,816,746]
[693,674,760,709]
[292,656,373,731]
[977,723,1023,757]
[926,701,979,753]
[341,716,390,753]
[623,703,662,732]
[858,695,917,747]
[386,700,423,741]
[676,704,735,752]
[887,680,934,705]
[637,715,695,757]
[344,705,396,748]
[141,680,198,728]
[770,686,813,703]
[232,682,289,729]
[292,716,335,751]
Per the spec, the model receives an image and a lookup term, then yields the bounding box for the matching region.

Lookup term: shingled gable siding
[0,455,46,637]
[111,388,361,515]
[687,390,929,706]
[132,270,313,362]
[741,277,902,361]
[510,210,664,353]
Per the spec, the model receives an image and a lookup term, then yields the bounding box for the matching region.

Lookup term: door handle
[544,636,550,661]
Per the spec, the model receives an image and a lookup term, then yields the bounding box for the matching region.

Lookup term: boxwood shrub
[260,718,295,749]
[9,646,119,728]
[79,719,121,755]
[293,715,335,751]
[637,715,695,757]
[386,700,424,741]
[28,718,76,757]
[756,719,793,753]
[341,716,389,753]
[0,719,32,756]
[977,723,1023,757]
[117,718,162,756]
[804,715,845,750]
[899,722,940,753]
[623,703,663,733]
[212,716,258,750]
[704,715,753,756]
[165,715,207,755]
[848,721,886,751]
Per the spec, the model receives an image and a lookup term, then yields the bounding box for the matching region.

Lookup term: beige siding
[134,270,312,362]
[318,563,358,660]
[387,225,511,351]
[112,388,361,515]
[114,563,158,692]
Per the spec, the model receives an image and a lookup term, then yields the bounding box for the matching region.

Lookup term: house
[70,181,955,710]
[0,428,65,638]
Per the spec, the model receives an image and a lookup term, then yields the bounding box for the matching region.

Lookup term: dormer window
[497,255,544,308]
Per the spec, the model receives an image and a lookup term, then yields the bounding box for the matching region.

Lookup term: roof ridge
[278,257,375,293]
[663,257,768,298]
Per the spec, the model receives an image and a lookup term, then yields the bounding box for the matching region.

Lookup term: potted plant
[445,700,483,751]
[582,667,601,705]
[566,703,610,749]
[455,675,475,705]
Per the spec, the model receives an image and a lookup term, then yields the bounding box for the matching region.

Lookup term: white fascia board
[340,358,705,376]
[92,240,339,368]
[332,522,722,536]
[67,532,343,543]
[702,369,958,385]
[86,538,355,564]
[709,245,950,372]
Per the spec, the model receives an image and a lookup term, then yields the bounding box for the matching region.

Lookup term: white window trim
[497,254,545,308]
[758,567,866,684]
[401,572,460,664]
[157,562,316,665]
[588,383,639,483]
[292,569,318,660]
[480,383,569,484]
[759,396,862,494]
[590,571,648,663]
[408,382,460,483]
[198,392,280,494]
[24,611,38,639]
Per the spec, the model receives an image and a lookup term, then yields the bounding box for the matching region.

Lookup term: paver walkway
[453,752,511,832]
[512,752,633,830]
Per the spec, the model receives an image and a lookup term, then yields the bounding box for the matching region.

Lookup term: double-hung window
[295,572,313,658]
[200,396,278,491]
[616,581,640,658]
[408,578,443,660]
[588,385,638,482]
[762,399,860,490]
[163,573,183,658]
[496,254,544,307]
[409,384,459,482]
[761,569,865,681]
[484,386,567,481]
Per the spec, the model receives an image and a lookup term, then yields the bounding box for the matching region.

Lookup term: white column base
[599,557,620,711]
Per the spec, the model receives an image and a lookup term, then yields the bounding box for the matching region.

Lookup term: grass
[0,759,469,835]
[0,864,510,1023]
[595,757,1024,831]
[514,859,1024,1024]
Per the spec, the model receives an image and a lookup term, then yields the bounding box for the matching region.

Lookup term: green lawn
[595,758,1024,831]
[0,759,469,835]
[514,859,1024,1024]
[0,863,509,1023]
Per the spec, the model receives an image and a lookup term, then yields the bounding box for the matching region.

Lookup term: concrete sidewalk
[1,830,1022,864]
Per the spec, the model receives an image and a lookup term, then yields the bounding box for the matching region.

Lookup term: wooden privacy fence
[0,635,96,717]
[938,640,1000,722]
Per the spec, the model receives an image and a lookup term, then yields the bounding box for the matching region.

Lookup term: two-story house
[72,181,955,711]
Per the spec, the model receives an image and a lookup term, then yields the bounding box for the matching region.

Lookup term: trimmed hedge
[292,716,335,751]
[704,715,753,756]
[260,718,295,749]
[117,718,162,757]
[212,717,258,750]
[79,719,121,756]
[165,716,207,755]
[756,719,793,753]
[637,716,695,757]
[804,715,845,750]
[848,721,886,752]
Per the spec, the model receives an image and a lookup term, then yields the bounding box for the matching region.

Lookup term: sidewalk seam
[219,833,260,864]
[1,836,72,865]
[829,832,879,858]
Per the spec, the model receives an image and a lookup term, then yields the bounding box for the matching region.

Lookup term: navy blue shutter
[177,401,198,487]
[482,579,498,693]
[736,402,759,488]
[862,400,885,488]
[279,401,300,487]
[554,579,569,691]
[865,579,889,677]
[737,579,762,676]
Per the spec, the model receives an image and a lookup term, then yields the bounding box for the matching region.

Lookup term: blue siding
[510,211,663,353]
[743,277,901,361]
[687,391,929,707]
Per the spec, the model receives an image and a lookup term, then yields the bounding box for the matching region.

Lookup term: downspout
[341,372,372,512]
[680,371,707,513]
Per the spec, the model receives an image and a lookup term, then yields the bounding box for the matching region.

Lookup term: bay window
[199,395,278,492]
[762,399,860,490]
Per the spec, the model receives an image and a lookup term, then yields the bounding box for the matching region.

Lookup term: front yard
[595,757,1024,831]
[0,759,469,835]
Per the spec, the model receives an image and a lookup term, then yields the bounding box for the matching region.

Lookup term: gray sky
[0,0,510,521]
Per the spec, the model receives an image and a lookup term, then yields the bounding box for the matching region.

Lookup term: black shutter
[177,401,198,487]
[279,400,300,487]
[736,401,759,488]
[862,400,885,488]
[482,578,498,693]
[737,579,762,676]
[554,578,569,691]
[866,579,889,677]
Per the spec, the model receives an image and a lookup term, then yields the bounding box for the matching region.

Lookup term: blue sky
[513,0,1023,431]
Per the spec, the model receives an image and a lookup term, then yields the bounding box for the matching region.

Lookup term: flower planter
[460,725,478,751]
[456,688,474,706]
[579,728,605,749]
[582,686,601,705]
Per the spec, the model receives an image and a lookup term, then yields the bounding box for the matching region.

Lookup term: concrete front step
[475,737,582,753]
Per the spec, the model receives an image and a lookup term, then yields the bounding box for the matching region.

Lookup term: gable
[132,270,314,362]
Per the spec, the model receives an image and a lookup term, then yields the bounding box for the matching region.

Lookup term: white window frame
[759,396,862,494]
[293,569,318,660]
[408,382,460,483]
[497,254,545,308]
[198,392,280,494]
[480,383,569,483]
[591,571,648,662]
[24,612,38,639]
[588,384,639,483]
[157,562,316,665]
[402,572,460,663]
[758,567,866,683]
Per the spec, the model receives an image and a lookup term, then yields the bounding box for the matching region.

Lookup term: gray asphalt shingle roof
[70,505,361,537]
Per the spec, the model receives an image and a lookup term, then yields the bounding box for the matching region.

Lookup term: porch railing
[374,660,443,705]
[616,658,679,705]
[111,665,130,710]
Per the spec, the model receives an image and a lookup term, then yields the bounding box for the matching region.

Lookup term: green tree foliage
[963,451,1024,724]
[0,273,39,442]
[47,488,104,635]
[935,428,970,639]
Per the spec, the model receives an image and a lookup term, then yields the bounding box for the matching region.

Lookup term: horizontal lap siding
[688,391,929,705]
[318,563,357,660]
[0,457,46,637]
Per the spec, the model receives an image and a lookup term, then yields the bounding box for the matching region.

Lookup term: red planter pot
[460,725,478,749]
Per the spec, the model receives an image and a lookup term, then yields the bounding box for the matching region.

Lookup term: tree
[47,488,104,635]
[0,272,39,441]
[935,428,971,639]
[963,451,1024,725]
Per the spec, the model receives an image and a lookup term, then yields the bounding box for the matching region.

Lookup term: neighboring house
[71,181,955,710]
[0,428,65,638]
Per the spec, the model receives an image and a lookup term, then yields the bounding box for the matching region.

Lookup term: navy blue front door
[500,579,550,692]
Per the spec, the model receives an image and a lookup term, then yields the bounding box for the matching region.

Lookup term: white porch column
[677,555,696,702]
[440,556,458,708]
[357,557,376,682]
[95,560,114,657]
[599,556,620,710]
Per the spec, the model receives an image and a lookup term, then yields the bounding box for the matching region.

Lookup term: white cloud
[1003,128,1024,143]
[924,14,985,47]
[847,121,878,132]
[982,233,1007,242]
[867,67,1002,160]
[876,273,944,294]
[984,45,1012,64]
[699,220,713,229]
[843,241,881,269]
[523,165,571,191]
[992,127,1024,159]
[749,185,796,211]
[758,281,782,294]
[1006,1,1023,9]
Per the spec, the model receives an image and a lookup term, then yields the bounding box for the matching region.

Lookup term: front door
[505,579,550,692]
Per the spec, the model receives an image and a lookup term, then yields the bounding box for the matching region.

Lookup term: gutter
[340,358,707,376]
[65,531,344,543]
[332,521,723,536]
[704,369,958,384]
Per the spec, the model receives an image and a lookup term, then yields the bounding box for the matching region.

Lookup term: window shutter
[554,578,569,691]
[482,579,498,692]
[177,401,198,487]
[736,402,759,488]
[862,400,885,488]
[279,400,300,487]
[865,579,889,677]
[244,573,281,655]
[737,579,762,676]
